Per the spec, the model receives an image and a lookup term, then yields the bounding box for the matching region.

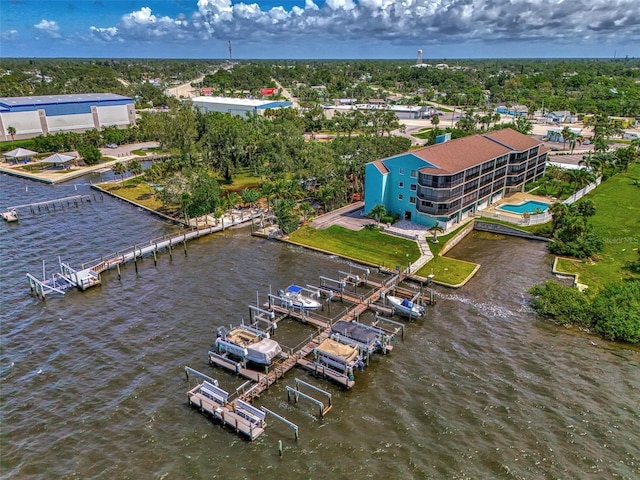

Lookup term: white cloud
[86,0,640,51]
[1,29,19,41]
[89,26,120,41]
[34,19,61,39]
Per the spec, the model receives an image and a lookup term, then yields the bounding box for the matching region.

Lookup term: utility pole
[228,41,232,62]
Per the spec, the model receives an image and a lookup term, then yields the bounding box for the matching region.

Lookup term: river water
[1,173,638,479]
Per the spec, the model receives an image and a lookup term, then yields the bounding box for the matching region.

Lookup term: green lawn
[415,226,480,284]
[100,179,164,211]
[289,225,420,269]
[416,255,478,286]
[222,167,261,191]
[553,162,640,290]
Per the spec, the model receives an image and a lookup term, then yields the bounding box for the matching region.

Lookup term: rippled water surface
[1,174,638,479]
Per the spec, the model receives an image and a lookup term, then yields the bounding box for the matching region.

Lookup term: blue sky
[1,0,639,59]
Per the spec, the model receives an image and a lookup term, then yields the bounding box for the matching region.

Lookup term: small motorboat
[1,209,18,222]
[386,295,424,318]
[278,285,322,310]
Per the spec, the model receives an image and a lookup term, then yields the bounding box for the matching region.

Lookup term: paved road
[310,202,369,231]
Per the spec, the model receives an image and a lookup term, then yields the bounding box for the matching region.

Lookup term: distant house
[259,87,277,96]
[364,129,547,229]
[545,111,577,124]
[386,95,403,104]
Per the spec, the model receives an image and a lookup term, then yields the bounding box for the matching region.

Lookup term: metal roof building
[191,96,292,118]
[0,93,135,141]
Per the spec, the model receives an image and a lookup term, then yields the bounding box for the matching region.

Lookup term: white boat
[386,295,424,318]
[278,285,322,310]
[215,326,282,365]
[1,209,18,222]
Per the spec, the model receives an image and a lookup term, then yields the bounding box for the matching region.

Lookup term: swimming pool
[498,200,550,214]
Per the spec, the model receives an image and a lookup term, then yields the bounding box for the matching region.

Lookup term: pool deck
[483,192,556,220]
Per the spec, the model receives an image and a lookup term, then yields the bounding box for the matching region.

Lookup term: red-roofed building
[260,88,277,96]
[364,129,548,228]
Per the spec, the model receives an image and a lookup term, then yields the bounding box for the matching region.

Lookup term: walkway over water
[26,209,264,299]
[195,269,436,440]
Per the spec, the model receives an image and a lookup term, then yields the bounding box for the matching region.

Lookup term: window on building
[398,194,403,200]
[409,196,416,204]
[410,170,417,178]
[399,182,404,188]
[410,184,417,191]
[399,168,404,175]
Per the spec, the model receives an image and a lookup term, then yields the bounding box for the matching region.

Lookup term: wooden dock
[8,193,101,216]
[207,270,434,402]
[188,271,437,440]
[27,209,264,300]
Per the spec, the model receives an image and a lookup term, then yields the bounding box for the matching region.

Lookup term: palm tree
[127,160,143,178]
[549,202,569,231]
[241,188,261,210]
[298,201,314,223]
[577,200,596,227]
[111,162,126,186]
[225,192,242,212]
[565,168,596,194]
[428,224,444,243]
[368,204,387,225]
[430,114,440,134]
[7,126,16,142]
[567,131,578,154]
[561,126,572,150]
[579,152,602,177]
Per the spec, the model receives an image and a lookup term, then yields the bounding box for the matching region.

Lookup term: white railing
[562,177,602,205]
[479,210,551,226]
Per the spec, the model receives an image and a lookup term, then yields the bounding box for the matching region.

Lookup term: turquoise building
[364,129,548,230]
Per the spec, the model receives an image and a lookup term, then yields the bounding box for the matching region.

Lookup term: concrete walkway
[383,220,434,272]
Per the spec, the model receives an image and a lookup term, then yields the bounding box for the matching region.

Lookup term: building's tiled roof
[372,159,389,174]
[413,135,511,175]
[484,128,542,151]
[407,129,543,175]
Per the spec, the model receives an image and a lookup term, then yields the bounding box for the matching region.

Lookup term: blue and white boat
[278,285,322,310]
[386,295,424,318]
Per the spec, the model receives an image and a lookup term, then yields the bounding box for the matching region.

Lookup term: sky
[1,0,639,59]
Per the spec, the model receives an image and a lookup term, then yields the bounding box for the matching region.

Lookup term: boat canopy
[286,285,303,294]
[316,338,359,363]
[246,338,282,364]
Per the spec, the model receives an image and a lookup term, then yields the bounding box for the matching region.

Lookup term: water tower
[417,49,423,65]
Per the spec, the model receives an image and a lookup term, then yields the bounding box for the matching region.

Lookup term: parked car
[106,143,118,149]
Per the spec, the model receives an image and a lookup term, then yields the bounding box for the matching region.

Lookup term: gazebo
[40,153,76,169]
[2,147,38,164]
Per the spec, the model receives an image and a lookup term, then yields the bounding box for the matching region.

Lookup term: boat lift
[286,378,332,418]
[26,258,101,299]
[246,304,277,333]
[339,264,371,288]
[318,275,347,300]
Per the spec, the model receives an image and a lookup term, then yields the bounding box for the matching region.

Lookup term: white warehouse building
[0,93,136,141]
[190,96,292,118]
